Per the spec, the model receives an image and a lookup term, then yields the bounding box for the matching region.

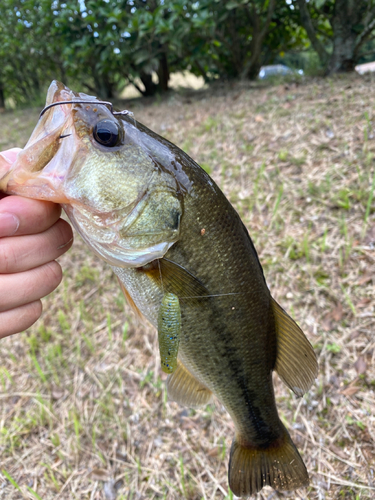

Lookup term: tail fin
[228,427,309,497]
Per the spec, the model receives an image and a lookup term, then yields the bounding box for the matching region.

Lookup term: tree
[295,0,375,74]
[0,0,326,108]
[0,0,61,107]
[53,0,193,97]
[166,0,306,82]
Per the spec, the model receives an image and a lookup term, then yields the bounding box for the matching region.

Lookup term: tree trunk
[296,0,329,68]
[92,65,114,100]
[193,59,208,81]
[328,31,357,73]
[157,50,170,92]
[102,73,114,99]
[245,29,263,80]
[327,0,365,74]
[139,71,158,96]
[0,83,5,109]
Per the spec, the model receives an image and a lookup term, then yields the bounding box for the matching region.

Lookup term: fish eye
[93,120,120,147]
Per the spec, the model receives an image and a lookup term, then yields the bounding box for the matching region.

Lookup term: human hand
[0,148,73,338]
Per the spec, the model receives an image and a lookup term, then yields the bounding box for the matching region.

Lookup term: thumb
[0,148,22,167]
[0,148,22,194]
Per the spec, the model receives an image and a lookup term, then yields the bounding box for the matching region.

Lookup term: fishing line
[179,292,241,299]
[157,259,165,295]
[40,100,132,118]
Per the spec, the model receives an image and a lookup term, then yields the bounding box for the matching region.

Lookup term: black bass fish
[0,81,318,497]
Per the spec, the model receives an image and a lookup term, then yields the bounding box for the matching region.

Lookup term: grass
[0,72,375,499]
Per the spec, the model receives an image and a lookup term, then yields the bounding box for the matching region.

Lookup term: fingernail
[57,236,74,250]
[0,213,20,237]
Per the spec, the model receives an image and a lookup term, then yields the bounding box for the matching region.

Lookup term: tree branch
[356,47,375,58]
[355,10,375,53]
[296,0,329,66]
[260,0,276,39]
[240,0,276,79]
[192,59,208,81]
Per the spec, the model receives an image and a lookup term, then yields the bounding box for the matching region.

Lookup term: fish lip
[2,94,76,200]
[5,178,71,204]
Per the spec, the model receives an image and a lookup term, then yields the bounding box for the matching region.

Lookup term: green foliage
[0,0,312,107]
[0,0,60,107]
[5,0,372,107]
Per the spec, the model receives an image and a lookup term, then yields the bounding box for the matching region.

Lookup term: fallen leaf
[356,297,371,308]
[340,385,360,397]
[255,114,265,122]
[90,469,110,481]
[357,275,372,286]
[51,386,65,400]
[329,444,347,459]
[331,303,343,322]
[354,356,367,375]
[207,446,219,457]
[322,320,332,332]
[232,91,243,101]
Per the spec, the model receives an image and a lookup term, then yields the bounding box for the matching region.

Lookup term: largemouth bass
[0,81,318,497]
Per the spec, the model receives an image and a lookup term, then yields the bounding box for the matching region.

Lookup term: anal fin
[272,298,318,396]
[166,360,212,408]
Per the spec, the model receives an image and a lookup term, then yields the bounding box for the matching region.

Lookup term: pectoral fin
[272,298,318,396]
[166,360,212,408]
[140,258,209,302]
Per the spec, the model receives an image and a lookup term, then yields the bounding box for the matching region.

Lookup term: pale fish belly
[111,265,162,327]
[111,264,209,386]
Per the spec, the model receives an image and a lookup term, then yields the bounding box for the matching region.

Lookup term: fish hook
[39,100,132,118]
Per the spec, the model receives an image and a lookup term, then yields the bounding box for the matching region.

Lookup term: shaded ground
[0,73,374,499]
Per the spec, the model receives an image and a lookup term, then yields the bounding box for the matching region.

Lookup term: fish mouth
[0,81,100,203]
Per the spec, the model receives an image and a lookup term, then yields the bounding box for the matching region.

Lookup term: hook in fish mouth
[40,100,132,118]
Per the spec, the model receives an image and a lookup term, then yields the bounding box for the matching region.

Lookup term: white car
[258,64,304,79]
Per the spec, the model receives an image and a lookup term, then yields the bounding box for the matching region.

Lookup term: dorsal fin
[272,298,318,396]
[166,360,213,408]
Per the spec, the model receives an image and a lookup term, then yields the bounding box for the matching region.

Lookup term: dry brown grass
[0,73,374,499]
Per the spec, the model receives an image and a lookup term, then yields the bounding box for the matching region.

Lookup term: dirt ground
[0,73,374,499]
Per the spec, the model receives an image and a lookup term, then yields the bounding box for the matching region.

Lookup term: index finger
[0,148,64,236]
[0,195,62,237]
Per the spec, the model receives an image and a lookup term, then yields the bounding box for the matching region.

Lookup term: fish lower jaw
[85,239,175,268]
[63,204,177,268]
[5,180,70,203]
